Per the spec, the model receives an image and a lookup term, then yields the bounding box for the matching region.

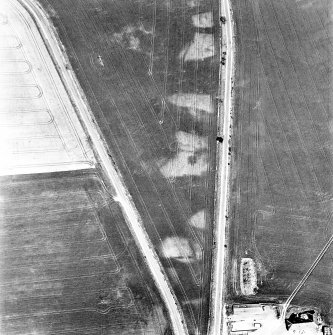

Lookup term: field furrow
[228,0,333,322]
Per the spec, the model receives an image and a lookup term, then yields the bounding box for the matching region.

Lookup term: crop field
[228,0,333,322]
[0,170,170,334]
[0,0,95,176]
[38,0,220,332]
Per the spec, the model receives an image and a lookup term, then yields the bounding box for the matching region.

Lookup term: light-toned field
[167,93,214,117]
[158,131,208,178]
[191,12,214,28]
[0,0,95,176]
[179,33,216,62]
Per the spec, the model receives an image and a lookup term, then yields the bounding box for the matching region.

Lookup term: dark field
[228,0,333,322]
[38,0,220,332]
[0,170,170,334]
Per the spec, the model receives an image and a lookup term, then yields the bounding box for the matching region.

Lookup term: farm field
[0,0,95,176]
[38,0,220,332]
[0,170,170,334]
[228,0,333,323]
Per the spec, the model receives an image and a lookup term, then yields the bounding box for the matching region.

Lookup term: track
[208,0,234,333]
[281,233,333,320]
[16,0,189,334]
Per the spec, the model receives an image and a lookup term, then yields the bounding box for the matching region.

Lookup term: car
[220,16,226,24]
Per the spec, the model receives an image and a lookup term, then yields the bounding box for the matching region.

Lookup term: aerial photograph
[0,0,331,334]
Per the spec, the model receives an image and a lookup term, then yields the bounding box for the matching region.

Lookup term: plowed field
[0,171,170,334]
[38,0,220,332]
[228,0,333,322]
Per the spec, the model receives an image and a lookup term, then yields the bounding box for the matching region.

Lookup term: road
[209,0,234,334]
[17,1,189,334]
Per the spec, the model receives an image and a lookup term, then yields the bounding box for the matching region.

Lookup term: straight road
[209,0,234,333]
[17,1,189,334]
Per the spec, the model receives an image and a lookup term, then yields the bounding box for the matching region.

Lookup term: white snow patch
[179,33,215,61]
[158,131,208,178]
[189,210,206,229]
[191,12,213,28]
[167,93,213,116]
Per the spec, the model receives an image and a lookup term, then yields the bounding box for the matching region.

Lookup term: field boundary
[15,0,189,334]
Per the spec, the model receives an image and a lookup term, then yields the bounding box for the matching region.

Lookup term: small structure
[322,326,332,335]
[286,310,315,330]
[285,310,329,335]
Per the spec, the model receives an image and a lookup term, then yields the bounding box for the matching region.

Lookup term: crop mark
[89,0,178,135]
[191,12,214,28]
[179,33,215,62]
[105,2,178,131]
[47,1,217,331]
[79,11,204,310]
[53,11,195,291]
[77,1,204,237]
